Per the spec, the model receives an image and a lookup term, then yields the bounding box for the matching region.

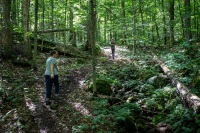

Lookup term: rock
[88,79,112,95]
[50,104,59,110]
[140,84,155,93]
[147,75,167,88]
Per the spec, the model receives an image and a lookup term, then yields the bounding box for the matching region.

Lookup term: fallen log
[153,55,200,113]
[37,29,70,34]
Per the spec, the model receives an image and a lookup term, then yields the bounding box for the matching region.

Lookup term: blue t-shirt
[45,57,58,75]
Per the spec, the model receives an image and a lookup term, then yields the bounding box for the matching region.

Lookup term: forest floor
[0,45,199,133]
[0,46,131,132]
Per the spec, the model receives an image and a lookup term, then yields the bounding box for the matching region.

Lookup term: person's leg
[112,48,115,59]
[53,75,59,96]
[113,48,115,59]
[45,75,52,100]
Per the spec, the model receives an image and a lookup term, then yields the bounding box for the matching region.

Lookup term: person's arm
[50,63,54,78]
[110,41,114,46]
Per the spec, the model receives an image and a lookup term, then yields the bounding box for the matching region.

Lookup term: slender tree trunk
[151,17,155,44]
[162,0,167,46]
[97,17,100,43]
[132,0,136,54]
[104,16,107,45]
[69,3,73,43]
[121,0,126,45]
[33,0,38,69]
[89,0,97,96]
[69,2,76,47]
[2,0,12,58]
[178,0,185,38]
[11,0,17,26]
[41,0,45,51]
[197,1,200,41]
[23,0,32,59]
[85,1,91,51]
[51,0,54,41]
[0,0,2,46]
[169,0,175,46]
[193,0,198,42]
[64,0,68,56]
[154,0,160,44]
[16,0,20,26]
[184,0,192,45]
[139,0,144,35]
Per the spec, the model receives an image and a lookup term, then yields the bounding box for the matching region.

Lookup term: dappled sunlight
[40,129,48,133]
[24,88,36,112]
[25,96,36,112]
[71,102,92,116]
[102,46,132,62]
[79,80,87,90]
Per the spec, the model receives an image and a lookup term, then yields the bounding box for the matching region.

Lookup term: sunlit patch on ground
[24,88,36,112]
[40,129,48,133]
[71,102,92,116]
[103,46,132,62]
[25,96,36,112]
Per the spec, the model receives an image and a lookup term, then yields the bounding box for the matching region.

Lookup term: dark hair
[50,50,58,56]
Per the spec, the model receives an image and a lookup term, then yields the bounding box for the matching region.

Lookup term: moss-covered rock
[140,84,155,93]
[50,104,59,110]
[88,79,112,95]
[147,75,167,88]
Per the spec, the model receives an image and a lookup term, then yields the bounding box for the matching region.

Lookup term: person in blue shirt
[45,50,59,105]
[110,38,116,59]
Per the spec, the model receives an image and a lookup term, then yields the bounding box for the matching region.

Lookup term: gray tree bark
[89,0,97,96]
[2,0,12,58]
[169,0,175,46]
[184,0,192,44]
[23,0,32,59]
[32,0,38,69]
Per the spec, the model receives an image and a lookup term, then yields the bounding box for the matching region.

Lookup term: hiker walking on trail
[110,38,116,59]
[45,50,59,105]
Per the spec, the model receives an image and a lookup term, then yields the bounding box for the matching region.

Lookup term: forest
[0,0,200,132]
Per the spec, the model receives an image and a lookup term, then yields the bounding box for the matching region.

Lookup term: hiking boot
[46,100,51,105]
[45,98,51,105]
[54,96,62,101]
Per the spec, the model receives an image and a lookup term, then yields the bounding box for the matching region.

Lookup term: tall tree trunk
[184,0,192,45]
[154,0,160,43]
[193,0,198,42]
[69,2,76,47]
[51,0,54,41]
[89,0,97,96]
[161,0,167,46]
[0,0,2,47]
[16,0,20,26]
[178,0,185,38]
[11,0,17,26]
[169,0,175,46]
[151,17,155,44]
[139,0,144,35]
[33,0,38,69]
[132,0,136,54]
[121,0,126,45]
[63,0,68,56]
[41,0,45,51]
[2,0,12,58]
[97,17,100,43]
[104,15,107,45]
[23,0,32,59]
[197,1,200,41]
[85,1,91,51]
